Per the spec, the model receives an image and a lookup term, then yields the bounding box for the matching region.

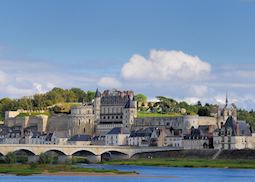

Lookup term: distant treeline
[0,87,95,120]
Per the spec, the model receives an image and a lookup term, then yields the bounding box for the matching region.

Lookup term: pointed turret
[95,88,101,98]
[225,92,229,107]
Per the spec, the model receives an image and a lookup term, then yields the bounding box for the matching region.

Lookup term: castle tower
[123,97,137,129]
[217,92,237,128]
[94,88,101,125]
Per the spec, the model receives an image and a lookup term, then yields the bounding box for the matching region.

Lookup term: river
[1,164,255,182]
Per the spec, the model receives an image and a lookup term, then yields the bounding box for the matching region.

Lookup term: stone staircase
[212,149,222,159]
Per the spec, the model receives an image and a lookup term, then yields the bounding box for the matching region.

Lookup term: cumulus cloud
[121,50,211,81]
[189,85,208,97]
[98,77,121,88]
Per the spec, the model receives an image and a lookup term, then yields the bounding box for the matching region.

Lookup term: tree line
[0,87,95,120]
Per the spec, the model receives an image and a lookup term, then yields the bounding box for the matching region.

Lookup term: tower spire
[225,91,228,107]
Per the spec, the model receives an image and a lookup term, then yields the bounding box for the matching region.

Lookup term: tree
[134,94,147,103]
[198,107,211,116]
[70,88,86,102]
[197,101,202,107]
[5,152,16,164]
[84,91,95,102]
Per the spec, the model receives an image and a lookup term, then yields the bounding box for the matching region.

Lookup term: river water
[1,164,255,182]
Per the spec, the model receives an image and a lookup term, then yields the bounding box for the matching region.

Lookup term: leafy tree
[85,91,95,102]
[198,107,211,116]
[134,94,147,103]
[70,88,86,102]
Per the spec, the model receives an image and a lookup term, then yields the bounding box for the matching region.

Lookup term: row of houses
[103,116,255,150]
[0,115,254,150]
[0,125,92,145]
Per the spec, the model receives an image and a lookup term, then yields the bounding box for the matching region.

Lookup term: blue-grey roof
[129,128,154,137]
[106,127,130,135]
[124,97,136,108]
[224,116,237,136]
[69,134,91,141]
[95,88,101,98]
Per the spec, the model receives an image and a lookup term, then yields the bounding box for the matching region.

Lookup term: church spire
[225,92,229,107]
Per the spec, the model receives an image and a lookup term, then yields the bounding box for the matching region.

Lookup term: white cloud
[121,49,211,81]
[189,85,208,97]
[0,71,7,85]
[98,77,121,88]
[183,97,200,105]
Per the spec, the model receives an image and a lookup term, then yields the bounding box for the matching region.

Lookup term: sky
[0,0,255,109]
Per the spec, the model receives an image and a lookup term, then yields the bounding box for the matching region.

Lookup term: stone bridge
[0,144,182,163]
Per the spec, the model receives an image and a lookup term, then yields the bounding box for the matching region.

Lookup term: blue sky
[0,0,255,109]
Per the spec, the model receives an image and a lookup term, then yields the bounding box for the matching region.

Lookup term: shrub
[5,152,17,164]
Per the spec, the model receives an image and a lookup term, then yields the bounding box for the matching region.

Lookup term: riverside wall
[131,149,255,160]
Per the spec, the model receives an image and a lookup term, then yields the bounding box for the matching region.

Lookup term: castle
[69,89,137,136]
[3,89,238,138]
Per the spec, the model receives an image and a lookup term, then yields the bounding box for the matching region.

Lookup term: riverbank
[0,164,137,176]
[103,158,255,169]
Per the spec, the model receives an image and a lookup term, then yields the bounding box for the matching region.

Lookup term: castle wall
[4,115,48,133]
[47,114,69,133]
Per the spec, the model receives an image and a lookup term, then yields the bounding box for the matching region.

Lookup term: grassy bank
[103,158,255,169]
[0,164,137,176]
[137,112,181,118]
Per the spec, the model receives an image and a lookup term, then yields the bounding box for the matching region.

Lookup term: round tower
[94,88,101,125]
[123,96,137,129]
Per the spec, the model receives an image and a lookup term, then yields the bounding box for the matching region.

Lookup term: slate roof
[129,128,154,137]
[224,116,237,136]
[68,134,91,141]
[53,131,70,138]
[95,88,101,98]
[106,127,130,135]
[45,133,53,141]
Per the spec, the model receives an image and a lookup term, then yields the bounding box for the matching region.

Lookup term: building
[183,127,209,149]
[213,116,255,150]
[216,94,238,128]
[51,131,70,145]
[68,134,92,145]
[163,127,183,148]
[105,127,130,146]
[69,89,137,136]
[68,103,95,136]
[128,127,163,147]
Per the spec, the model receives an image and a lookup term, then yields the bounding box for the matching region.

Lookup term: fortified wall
[5,115,48,133]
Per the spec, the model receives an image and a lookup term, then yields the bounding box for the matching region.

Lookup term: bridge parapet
[0,144,182,159]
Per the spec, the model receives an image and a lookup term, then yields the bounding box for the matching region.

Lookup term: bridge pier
[28,156,39,163]
[58,155,72,164]
[86,155,101,163]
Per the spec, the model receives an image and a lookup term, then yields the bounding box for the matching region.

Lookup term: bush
[5,152,17,164]
[72,156,90,164]
[16,156,28,164]
[38,153,58,164]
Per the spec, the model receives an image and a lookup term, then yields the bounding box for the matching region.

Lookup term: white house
[105,127,130,146]
[52,131,70,145]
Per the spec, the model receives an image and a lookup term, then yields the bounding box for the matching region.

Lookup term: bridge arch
[71,150,96,156]
[101,150,129,161]
[44,149,67,156]
[13,149,36,156]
